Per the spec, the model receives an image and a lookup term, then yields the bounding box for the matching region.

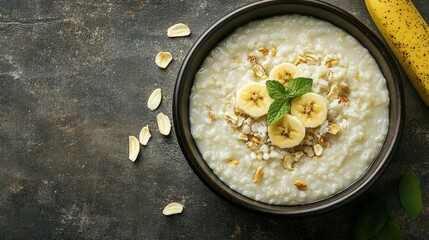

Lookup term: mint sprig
[266,78,313,126]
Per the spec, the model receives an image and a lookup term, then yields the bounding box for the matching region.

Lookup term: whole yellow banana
[365,0,429,106]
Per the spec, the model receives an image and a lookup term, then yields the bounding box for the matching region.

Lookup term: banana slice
[290,92,327,128]
[236,82,272,118]
[268,114,305,148]
[268,63,302,86]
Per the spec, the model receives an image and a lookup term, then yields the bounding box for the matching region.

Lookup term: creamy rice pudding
[189,15,389,204]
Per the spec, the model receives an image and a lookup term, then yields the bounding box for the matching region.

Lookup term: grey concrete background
[0,0,428,239]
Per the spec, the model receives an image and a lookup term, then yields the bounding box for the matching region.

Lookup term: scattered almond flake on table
[162,202,184,216]
[157,113,171,136]
[155,52,173,69]
[167,23,191,37]
[128,136,140,162]
[139,125,151,146]
[147,88,162,110]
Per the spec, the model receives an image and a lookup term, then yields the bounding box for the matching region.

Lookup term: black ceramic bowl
[173,0,404,216]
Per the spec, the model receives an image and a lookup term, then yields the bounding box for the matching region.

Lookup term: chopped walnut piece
[247,53,257,64]
[251,137,260,144]
[294,151,304,161]
[283,155,294,170]
[258,47,269,56]
[341,86,350,94]
[304,146,315,157]
[253,166,264,183]
[314,144,323,156]
[339,95,350,106]
[294,179,307,191]
[328,123,340,135]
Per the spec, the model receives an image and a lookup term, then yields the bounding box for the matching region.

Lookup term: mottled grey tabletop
[1,0,428,239]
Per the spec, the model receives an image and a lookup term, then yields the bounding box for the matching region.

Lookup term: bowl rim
[173,0,404,216]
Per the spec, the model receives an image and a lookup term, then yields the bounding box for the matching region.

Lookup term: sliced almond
[147,88,162,110]
[155,52,173,69]
[253,64,267,79]
[129,136,140,162]
[157,113,171,136]
[328,123,340,135]
[238,133,248,141]
[167,23,191,38]
[139,125,151,146]
[294,179,307,191]
[162,202,183,216]
[253,166,264,183]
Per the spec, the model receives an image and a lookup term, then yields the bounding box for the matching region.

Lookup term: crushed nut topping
[258,47,269,56]
[271,47,277,57]
[328,123,340,135]
[253,166,264,183]
[294,179,307,191]
[229,159,240,165]
[247,53,257,64]
[283,155,294,170]
[314,144,323,156]
[339,95,350,106]
[208,112,216,120]
[325,59,339,68]
[253,64,267,79]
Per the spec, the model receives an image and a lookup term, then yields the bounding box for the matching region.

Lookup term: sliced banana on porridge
[268,63,302,87]
[291,92,327,128]
[236,82,273,118]
[268,114,305,148]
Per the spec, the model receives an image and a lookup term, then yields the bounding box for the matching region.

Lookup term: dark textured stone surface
[0,0,428,239]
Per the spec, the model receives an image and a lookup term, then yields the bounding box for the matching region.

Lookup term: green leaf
[285,77,313,99]
[375,215,403,240]
[399,171,422,220]
[353,199,388,240]
[267,98,290,126]
[266,80,287,99]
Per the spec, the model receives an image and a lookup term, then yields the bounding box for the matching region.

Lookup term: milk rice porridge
[189,15,389,204]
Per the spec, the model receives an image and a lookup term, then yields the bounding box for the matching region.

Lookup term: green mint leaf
[353,199,388,240]
[375,215,403,240]
[267,98,290,126]
[266,80,287,99]
[399,171,422,220]
[285,77,313,99]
